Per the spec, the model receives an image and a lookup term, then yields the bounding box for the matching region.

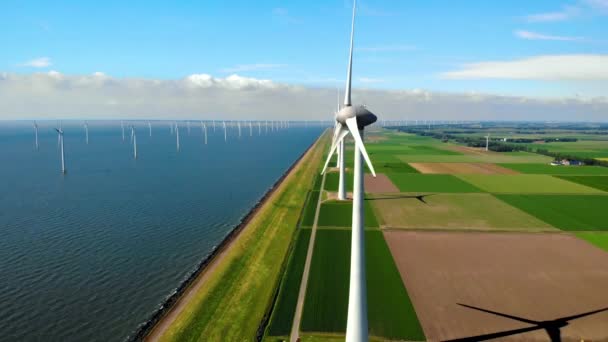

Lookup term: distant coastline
[128,133,321,342]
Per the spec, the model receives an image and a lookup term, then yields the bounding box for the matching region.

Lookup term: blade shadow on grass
[366,193,436,204]
[443,303,608,342]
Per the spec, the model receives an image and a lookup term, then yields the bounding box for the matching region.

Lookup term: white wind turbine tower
[34,121,39,150]
[55,127,66,173]
[485,133,490,151]
[121,120,125,141]
[201,121,208,145]
[238,121,242,138]
[321,0,377,340]
[223,121,227,142]
[212,120,216,132]
[175,122,180,151]
[249,121,253,137]
[84,121,89,144]
[258,121,262,136]
[148,121,152,137]
[131,126,138,159]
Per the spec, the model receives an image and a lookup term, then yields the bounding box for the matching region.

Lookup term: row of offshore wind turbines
[33,119,322,174]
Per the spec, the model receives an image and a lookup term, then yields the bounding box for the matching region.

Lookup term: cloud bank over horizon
[0,71,606,122]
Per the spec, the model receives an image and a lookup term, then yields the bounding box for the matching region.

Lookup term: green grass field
[301,191,320,227]
[556,176,608,192]
[387,173,482,193]
[499,163,608,175]
[317,200,379,228]
[497,194,608,231]
[576,232,608,251]
[457,174,603,194]
[157,132,327,342]
[267,229,311,337]
[324,171,353,192]
[301,230,425,340]
[397,152,553,164]
[369,193,555,231]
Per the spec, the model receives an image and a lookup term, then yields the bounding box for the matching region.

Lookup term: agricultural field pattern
[263,127,608,342]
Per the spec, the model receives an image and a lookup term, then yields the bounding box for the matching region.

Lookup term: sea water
[0,121,323,341]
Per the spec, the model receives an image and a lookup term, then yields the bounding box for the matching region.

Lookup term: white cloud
[524,5,580,22]
[442,55,608,80]
[584,0,608,12]
[220,64,286,73]
[19,57,52,68]
[514,30,584,41]
[357,45,417,52]
[0,72,606,121]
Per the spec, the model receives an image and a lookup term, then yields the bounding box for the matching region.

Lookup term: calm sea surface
[0,121,323,342]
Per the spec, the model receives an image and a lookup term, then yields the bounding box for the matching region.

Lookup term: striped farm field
[387,173,482,193]
[456,174,604,194]
[300,229,424,340]
[499,163,608,175]
[556,176,608,192]
[496,194,608,231]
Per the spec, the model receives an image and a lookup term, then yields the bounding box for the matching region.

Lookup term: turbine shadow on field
[443,303,608,342]
[366,193,436,204]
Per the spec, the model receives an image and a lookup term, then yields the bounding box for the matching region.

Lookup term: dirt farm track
[384,231,608,341]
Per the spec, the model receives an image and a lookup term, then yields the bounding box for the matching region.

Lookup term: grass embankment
[301,230,425,340]
[156,132,328,342]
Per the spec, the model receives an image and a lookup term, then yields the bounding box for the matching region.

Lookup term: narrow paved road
[290,171,326,342]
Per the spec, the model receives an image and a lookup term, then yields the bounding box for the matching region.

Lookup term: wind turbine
[249,121,253,137]
[201,121,207,145]
[148,121,152,137]
[175,122,180,151]
[321,1,377,340]
[223,121,227,142]
[485,133,490,151]
[121,120,125,141]
[238,121,242,138]
[55,127,66,173]
[84,121,89,144]
[34,121,39,150]
[258,121,261,135]
[131,126,138,159]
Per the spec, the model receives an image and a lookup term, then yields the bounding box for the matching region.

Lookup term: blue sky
[0,1,607,120]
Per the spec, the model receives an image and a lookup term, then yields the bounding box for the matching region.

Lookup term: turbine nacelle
[336,105,377,129]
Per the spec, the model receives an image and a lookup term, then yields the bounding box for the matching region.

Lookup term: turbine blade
[345,117,376,177]
[344,0,356,107]
[321,126,349,175]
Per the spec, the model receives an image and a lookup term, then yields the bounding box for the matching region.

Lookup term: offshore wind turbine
[249,121,253,137]
[33,121,39,150]
[55,127,66,173]
[148,121,152,137]
[131,126,138,159]
[121,120,125,141]
[175,122,180,151]
[238,121,242,138]
[258,121,261,136]
[223,121,227,142]
[321,0,377,340]
[84,121,89,144]
[201,121,208,145]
